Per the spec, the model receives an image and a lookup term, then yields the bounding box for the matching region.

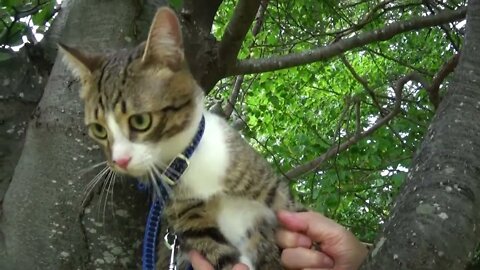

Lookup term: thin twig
[231,7,466,75]
[285,72,424,180]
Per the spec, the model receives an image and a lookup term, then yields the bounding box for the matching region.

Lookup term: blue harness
[141,116,205,270]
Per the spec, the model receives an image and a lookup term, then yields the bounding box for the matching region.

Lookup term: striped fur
[60,7,301,270]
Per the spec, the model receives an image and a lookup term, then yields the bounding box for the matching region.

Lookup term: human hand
[188,251,249,270]
[276,211,368,270]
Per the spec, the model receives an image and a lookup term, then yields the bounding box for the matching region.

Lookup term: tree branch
[224,75,244,118]
[424,0,461,52]
[329,0,396,38]
[285,72,425,180]
[341,55,411,149]
[251,0,269,36]
[427,53,460,109]
[180,0,224,91]
[366,48,432,76]
[182,0,223,31]
[340,55,386,114]
[230,7,466,75]
[223,0,269,119]
[218,0,261,66]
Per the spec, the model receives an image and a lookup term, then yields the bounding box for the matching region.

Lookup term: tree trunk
[0,47,48,228]
[0,0,165,268]
[361,1,480,269]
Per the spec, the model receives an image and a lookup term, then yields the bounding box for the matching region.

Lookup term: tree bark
[361,1,480,269]
[0,0,165,268]
[0,47,48,222]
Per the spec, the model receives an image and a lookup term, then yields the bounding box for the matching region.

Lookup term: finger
[189,251,214,270]
[281,247,334,269]
[277,211,344,243]
[276,228,312,248]
[232,263,250,270]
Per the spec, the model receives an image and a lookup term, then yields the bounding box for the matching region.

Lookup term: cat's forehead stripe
[121,53,136,85]
[121,100,127,114]
[111,90,123,111]
[98,95,105,111]
[97,59,110,93]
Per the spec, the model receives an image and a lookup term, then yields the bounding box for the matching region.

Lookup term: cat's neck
[157,93,205,163]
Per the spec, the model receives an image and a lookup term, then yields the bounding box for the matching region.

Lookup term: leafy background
[210,0,463,244]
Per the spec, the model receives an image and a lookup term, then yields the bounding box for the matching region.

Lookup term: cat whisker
[83,166,109,192]
[151,165,173,197]
[78,161,108,176]
[148,170,163,201]
[96,169,112,223]
[110,171,117,216]
[102,170,115,225]
[81,166,110,207]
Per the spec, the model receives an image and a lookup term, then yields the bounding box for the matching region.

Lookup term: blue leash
[142,198,164,269]
[140,116,205,270]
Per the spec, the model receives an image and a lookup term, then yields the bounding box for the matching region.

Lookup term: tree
[0,0,478,269]
[0,0,164,268]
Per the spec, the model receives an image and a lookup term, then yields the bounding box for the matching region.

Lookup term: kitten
[59,7,299,270]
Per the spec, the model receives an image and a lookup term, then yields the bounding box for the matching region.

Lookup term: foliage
[0,0,58,49]
[210,0,465,244]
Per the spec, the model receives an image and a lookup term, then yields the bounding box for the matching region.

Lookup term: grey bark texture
[360,1,480,269]
[0,48,47,226]
[0,0,166,269]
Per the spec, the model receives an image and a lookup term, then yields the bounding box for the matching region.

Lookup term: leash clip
[164,231,179,270]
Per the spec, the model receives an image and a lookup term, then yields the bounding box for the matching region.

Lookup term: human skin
[189,211,368,270]
[276,210,368,270]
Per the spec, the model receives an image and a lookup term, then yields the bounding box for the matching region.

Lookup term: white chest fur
[180,112,229,199]
[178,112,274,270]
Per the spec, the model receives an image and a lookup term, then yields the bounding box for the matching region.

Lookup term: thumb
[277,211,345,244]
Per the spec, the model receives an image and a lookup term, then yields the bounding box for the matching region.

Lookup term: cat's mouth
[110,162,148,178]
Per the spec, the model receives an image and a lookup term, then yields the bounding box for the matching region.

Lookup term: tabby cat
[60,7,299,270]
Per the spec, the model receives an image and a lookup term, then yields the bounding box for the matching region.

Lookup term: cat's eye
[89,123,107,140]
[129,113,152,132]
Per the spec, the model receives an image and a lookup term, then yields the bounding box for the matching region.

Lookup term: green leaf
[391,172,406,188]
[168,0,183,10]
[6,22,27,46]
[32,0,55,26]
[1,0,18,8]
[324,194,340,209]
[269,95,280,108]
[0,51,13,62]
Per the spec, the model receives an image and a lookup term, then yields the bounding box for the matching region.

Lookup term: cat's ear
[58,43,103,81]
[142,7,184,71]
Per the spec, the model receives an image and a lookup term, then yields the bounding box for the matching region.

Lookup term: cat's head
[59,8,203,178]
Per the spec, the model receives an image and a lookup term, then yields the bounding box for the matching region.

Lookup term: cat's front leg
[243,219,283,270]
[165,198,241,270]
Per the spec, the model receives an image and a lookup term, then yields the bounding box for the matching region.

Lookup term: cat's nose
[114,156,131,169]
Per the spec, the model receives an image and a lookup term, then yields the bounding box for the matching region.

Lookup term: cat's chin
[110,165,146,178]
[124,169,147,178]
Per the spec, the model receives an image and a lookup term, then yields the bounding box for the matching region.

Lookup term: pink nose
[114,157,131,169]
